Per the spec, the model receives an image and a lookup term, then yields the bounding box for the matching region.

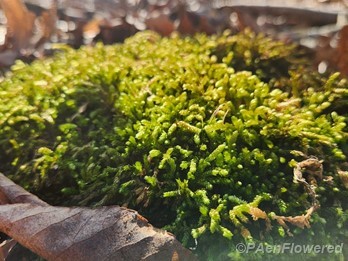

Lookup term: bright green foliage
[1,30,348,260]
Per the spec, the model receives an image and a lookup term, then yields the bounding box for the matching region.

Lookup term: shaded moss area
[0,31,347,260]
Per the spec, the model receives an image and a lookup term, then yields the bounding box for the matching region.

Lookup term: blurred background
[1,0,348,75]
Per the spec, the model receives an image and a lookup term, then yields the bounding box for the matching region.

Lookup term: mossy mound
[1,31,348,260]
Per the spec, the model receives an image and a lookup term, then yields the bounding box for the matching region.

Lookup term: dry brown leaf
[272,206,316,237]
[249,206,272,231]
[0,0,57,65]
[0,174,48,206]
[0,0,36,51]
[0,204,195,261]
[197,15,216,35]
[176,8,215,35]
[272,159,322,237]
[175,4,197,35]
[285,215,310,229]
[293,157,323,203]
[35,1,57,48]
[235,11,261,33]
[97,20,138,44]
[145,12,175,36]
[294,158,323,182]
[273,215,293,236]
[83,19,102,41]
[249,207,268,221]
[0,174,196,261]
[337,25,348,76]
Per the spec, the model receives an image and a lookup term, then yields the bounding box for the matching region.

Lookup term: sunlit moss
[0,30,347,260]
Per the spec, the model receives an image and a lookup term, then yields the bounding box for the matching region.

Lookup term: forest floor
[1,0,348,75]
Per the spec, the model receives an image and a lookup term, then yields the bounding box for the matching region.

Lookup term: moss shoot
[0,30,348,260]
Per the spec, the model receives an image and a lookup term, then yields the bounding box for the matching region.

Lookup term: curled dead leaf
[0,204,195,261]
[0,173,48,206]
[270,161,324,236]
[295,158,323,182]
[293,157,323,198]
[249,207,267,221]
[0,174,196,261]
[249,207,272,232]
[271,204,318,236]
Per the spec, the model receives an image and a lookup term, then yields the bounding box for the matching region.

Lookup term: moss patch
[0,30,348,260]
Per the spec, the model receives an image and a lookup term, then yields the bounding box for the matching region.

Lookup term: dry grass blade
[272,206,317,237]
[270,159,323,236]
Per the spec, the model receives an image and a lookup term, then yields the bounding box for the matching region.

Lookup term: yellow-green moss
[0,30,347,260]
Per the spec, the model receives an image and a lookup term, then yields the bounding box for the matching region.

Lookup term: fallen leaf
[35,1,57,48]
[145,11,175,36]
[175,4,197,35]
[293,157,323,186]
[0,174,196,261]
[235,11,260,33]
[268,161,323,236]
[83,19,102,42]
[0,0,36,51]
[272,206,316,232]
[96,19,138,44]
[337,25,348,75]
[0,0,57,65]
[249,207,268,221]
[0,173,48,206]
[0,204,195,261]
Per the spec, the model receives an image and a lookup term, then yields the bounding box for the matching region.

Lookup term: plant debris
[0,173,196,261]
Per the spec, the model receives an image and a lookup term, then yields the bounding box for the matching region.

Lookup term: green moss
[0,30,348,260]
